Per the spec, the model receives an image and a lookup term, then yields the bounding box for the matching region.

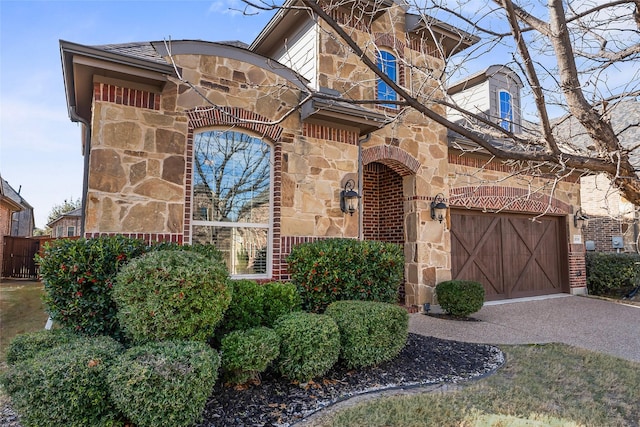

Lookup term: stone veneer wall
[84,4,462,307]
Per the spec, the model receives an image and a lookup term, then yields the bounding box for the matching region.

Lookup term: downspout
[357,133,371,241]
[68,107,91,237]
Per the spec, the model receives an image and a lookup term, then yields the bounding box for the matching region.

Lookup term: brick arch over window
[186,107,284,141]
[374,34,406,89]
[362,145,420,176]
[450,186,571,214]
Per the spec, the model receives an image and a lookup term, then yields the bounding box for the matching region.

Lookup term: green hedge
[1,335,123,427]
[218,279,265,334]
[436,280,485,317]
[586,252,640,295]
[274,312,340,382]
[108,341,219,427]
[286,238,404,312]
[113,250,231,343]
[325,300,408,368]
[37,236,147,339]
[262,281,302,327]
[221,327,280,384]
[6,328,77,364]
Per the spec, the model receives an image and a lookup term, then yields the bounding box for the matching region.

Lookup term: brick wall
[363,163,404,244]
[568,244,587,291]
[84,232,182,244]
[583,215,626,252]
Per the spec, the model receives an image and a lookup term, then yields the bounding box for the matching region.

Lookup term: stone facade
[64,1,587,306]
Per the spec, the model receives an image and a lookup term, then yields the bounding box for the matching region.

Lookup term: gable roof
[47,207,82,228]
[448,64,524,95]
[553,100,640,170]
[250,0,478,56]
[0,177,24,212]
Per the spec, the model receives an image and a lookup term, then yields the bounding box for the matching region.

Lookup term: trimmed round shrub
[113,250,231,343]
[436,280,485,317]
[218,279,265,334]
[107,341,220,427]
[262,281,302,327]
[37,235,147,339]
[6,328,78,364]
[1,335,123,427]
[286,238,404,312]
[221,327,280,384]
[274,312,340,382]
[325,300,408,368]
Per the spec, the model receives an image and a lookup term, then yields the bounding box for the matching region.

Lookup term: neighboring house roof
[47,207,82,228]
[553,100,640,170]
[0,178,35,236]
[0,176,24,212]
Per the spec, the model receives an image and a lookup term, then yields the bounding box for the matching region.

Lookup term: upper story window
[191,130,272,278]
[499,90,513,131]
[377,50,398,108]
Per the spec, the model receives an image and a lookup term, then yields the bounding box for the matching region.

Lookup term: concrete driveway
[409,294,640,362]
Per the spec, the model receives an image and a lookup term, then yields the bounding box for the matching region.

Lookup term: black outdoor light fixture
[574,207,589,229]
[340,179,359,216]
[430,193,448,223]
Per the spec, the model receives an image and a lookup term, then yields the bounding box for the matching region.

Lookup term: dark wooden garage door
[451,210,568,300]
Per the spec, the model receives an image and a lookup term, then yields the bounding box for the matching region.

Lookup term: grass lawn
[0,280,48,362]
[308,344,640,427]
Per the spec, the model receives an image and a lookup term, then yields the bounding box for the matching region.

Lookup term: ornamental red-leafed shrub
[37,236,148,340]
[286,239,404,313]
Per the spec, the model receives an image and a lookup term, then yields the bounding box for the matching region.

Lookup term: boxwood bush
[6,328,78,364]
[585,252,640,295]
[262,281,302,327]
[286,238,404,312]
[1,335,123,427]
[108,341,220,427]
[274,312,340,382]
[218,279,265,335]
[221,327,280,384]
[112,250,231,343]
[436,280,485,317]
[37,235,147,339]
[325,300,408,368]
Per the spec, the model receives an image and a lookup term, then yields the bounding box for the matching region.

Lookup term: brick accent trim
[186,107,284,141]
[84,232,182,244]
[362,145,420,176]
[303,123,359,145]
[93,82,160,110]
[450,186,571,214]
[568,244,587,289]
[449,153,580,183]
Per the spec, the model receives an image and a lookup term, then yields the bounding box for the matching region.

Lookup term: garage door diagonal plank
[508,219,558,292]
[451,216,502,294]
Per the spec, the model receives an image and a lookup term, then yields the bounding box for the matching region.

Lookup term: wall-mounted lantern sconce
[574,207,589,229]
[430,193,448,223]
[340,179,359,216]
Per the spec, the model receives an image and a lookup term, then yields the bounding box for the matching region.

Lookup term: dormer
[448,65,524,134]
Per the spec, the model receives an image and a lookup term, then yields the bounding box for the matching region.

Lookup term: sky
[0,0,274,229]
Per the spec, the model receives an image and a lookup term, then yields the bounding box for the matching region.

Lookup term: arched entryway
[361,145,421,305]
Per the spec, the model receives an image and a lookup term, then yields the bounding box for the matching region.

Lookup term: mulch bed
[197,334,504,426]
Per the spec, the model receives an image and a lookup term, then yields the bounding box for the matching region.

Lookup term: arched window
[377,50,397,108]
[191,129,272,277]
[499,91,513,131]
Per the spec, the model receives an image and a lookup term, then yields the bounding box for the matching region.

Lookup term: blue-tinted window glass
[377,50,397,108]
[499,91,513,131]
